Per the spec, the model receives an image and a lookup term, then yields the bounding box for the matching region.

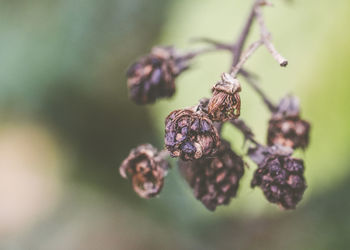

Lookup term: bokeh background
[0,0,349,249]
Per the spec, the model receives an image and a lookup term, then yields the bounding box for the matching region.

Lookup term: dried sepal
[165,107,220,161]
[120,144,169,198]
[179,140,244,211]
[127,46,190,104]
[208,73,241,121]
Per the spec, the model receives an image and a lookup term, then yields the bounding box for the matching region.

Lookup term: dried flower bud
[165,107,220,161]
[208,73,241,121]
[179,140,244,211]
[119,144,169,198]
[249,145,307,209]
[127,46,189,104]
[267,96,311,149]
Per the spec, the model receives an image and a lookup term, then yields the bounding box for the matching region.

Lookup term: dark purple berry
[250,148,307,210]
[179,140,244,211]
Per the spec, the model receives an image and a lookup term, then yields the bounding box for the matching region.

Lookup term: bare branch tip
[280,60,288,67]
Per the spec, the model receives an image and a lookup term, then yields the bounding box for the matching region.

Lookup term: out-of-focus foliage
[0,0,349,249]
[0,0,172,192]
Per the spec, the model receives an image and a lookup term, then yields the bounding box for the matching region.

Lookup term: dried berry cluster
[119,0,311,211]
[267,96,310,149]
[251,155,306,209]
[249,145,307,209]
[127,46,189,104]
[179,140,244,211]
[165,107,220,161]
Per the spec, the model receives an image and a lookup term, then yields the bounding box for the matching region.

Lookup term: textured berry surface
[268,115,310,149]
[251,154,307,209]
[179,140,244,211]
[127,47,189,104]
[165,108,220,161]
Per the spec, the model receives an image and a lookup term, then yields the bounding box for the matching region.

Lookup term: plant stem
[230,0,288,75]
[240,72,277,112]
[254,3,288,66]
[232,0,258,68]
[229,119,261,145]
[191,37,235,51]
[181,44,232,61]
[231,40,263,77]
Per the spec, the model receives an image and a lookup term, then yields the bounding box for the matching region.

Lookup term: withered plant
[119,0,311,211]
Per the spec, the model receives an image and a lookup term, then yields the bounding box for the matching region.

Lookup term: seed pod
[179,140,244,211]
[165,107,220,161]
[208,73,241,121]
[127,46,189,104]
[119,144,169,198]
[267,96,311,149]
[249,145,307,209]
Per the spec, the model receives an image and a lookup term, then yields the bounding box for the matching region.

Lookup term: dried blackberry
[249,145,307,209]
[165,107,220,161]
[127,46,189,104]
[120,144,169,198]
[267,96,311,149]
[208,73,241,121]
[179,140,244,211]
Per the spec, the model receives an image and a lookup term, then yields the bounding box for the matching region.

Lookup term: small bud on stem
[208,73,242,122]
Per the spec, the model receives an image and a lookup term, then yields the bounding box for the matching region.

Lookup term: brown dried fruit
[249,145,307,209]
[127,46,189,104]
[267,96,311,149]
[120,144,169,198]
[208,73,241,121]
[268,116,310,149]
[165,107,220,161]
[179,140,244,211]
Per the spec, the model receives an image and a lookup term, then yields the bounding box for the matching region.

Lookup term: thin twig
[254,3,288,66]
[231,39,263,77]
[230,119,261,145]
[180,47,223,60]
[191,37,235,51]
[226,0,286,113]
[232,0,259,67]
[180,45,232,61]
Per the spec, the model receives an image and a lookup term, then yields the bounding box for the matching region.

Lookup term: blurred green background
[0,0,349,249]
